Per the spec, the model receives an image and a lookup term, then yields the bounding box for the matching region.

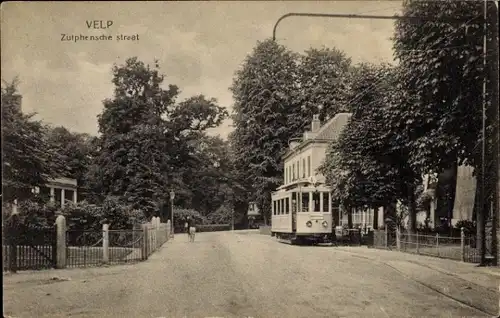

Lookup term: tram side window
[273,201,277,215]
[322,192,330,213]
[291,192,297,212]
[313,192,320,212]
[301,192,309,212]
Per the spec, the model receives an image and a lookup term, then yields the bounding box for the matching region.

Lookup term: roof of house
[283,112,352,160]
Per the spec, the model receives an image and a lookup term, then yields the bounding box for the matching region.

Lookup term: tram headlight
[322,221,328,228]
[306,221,312,227]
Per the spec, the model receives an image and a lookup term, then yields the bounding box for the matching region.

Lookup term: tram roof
[282,112,352,160]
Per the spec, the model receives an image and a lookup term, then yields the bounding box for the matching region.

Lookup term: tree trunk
[407,184,417,235]
[344,203,353,229]
[474,159,487,265]
[373,206,379,230]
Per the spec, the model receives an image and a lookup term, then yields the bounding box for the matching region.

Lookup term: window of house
[302,159,306,178]
[297,160,300,179]
[292,163,296,180]
[307,156,311,177]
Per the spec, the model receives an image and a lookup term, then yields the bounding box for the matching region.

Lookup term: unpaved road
[3,231,490,318]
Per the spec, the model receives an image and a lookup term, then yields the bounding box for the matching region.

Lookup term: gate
[3,218,57,272]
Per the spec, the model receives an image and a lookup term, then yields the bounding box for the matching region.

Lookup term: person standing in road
[185,216,190,240]
[187,216,196,242]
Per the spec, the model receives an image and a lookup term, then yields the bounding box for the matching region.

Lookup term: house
[273,113,378,229]
[247,201,261,228]
[416,165,476,229]
[34,177,79,208]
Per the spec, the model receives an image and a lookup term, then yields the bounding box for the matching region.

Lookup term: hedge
[195,224,231,233]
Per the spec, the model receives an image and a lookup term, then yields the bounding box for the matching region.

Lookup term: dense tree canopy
[87,57,228,219]
[1,79,59,203]
[295,47,352,124]
[229,39,304,223]
[393,0,485,174]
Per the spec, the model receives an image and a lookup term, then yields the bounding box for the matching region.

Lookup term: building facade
[34,178,79,208]
[272,113,375,230]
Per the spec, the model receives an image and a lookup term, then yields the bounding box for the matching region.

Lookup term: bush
[454,219,476,235]
[207,204,232,225]
[172,208,206,231]
[16,199,60,227]
[196,224,231,233]
[62,196,146,231]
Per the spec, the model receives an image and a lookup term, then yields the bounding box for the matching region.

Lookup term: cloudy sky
[1,1,401,139]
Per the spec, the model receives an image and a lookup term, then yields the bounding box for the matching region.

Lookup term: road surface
[3,231,492,318]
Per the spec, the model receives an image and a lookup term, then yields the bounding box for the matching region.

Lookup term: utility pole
[486,0,499,266]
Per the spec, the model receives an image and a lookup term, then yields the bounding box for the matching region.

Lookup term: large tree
[88,57,227,219]
[319,63,421,231]
[393,0,494,258]
[295,47,352,124]
[1,79,59,203]
[230,39,302,224]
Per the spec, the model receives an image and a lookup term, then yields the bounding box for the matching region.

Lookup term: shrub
[172,208,206,231]
[454,219,476,235]
[62,196,146,231]
[16,199,60,227]
[196,224,231,233]
[207,204,232,225]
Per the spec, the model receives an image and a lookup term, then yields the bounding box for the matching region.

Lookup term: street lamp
[170,190,175,238]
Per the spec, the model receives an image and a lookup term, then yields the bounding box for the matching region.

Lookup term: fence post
[102,224,109,264]
[55,214,67,269]
[461,227,466,262]
[396,228,401,251]
[416,232,419,254]
[8,213,20,273]
[166,220,171,241]
[436,233,440,257]
[141,224,149,260]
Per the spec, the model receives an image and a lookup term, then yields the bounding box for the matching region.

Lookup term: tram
[271,177,333,245]
[270,113,352,245]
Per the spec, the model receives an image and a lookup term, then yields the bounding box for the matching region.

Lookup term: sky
[1,1,402,140]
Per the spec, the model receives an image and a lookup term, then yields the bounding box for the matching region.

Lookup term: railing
[108,229,144,264]
[66,229,104,268]
[3,224,57,272]
[368,228,483,264]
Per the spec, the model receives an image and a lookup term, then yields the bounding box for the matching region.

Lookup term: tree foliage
[319,63,422,232]
[1,79,60,203]
[393,0,485,173]
[295,47,352,124]
[87,57,228,219]
[229,39,302,223]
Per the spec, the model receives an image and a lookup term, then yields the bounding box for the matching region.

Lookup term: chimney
[311,114,321,132]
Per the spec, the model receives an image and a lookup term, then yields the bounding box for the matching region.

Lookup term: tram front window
[301,192,309,212]
[313,192,320,212]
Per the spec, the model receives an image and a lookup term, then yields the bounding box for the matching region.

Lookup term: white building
[272,113,377,230]
[34,177,78,208]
